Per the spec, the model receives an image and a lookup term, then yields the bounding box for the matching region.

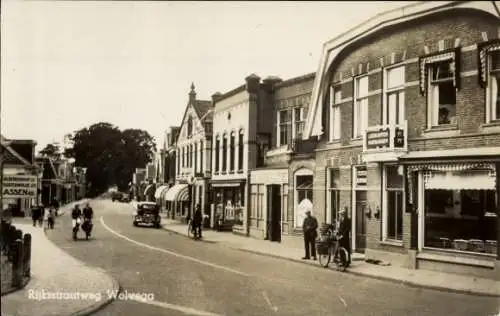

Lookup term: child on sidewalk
[47,208,55,229]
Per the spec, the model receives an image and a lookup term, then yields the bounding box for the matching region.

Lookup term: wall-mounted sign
[394,127,405,148]
[355,166,367,186]
[366,128,390,149]
[2,175,37,198]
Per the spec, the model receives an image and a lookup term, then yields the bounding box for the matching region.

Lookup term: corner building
[303,1,500,279]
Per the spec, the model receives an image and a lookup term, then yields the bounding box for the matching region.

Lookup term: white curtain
[491,75,498,120]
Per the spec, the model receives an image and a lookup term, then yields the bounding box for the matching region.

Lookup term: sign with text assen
[2,175,37,198]
[366,128,390,149]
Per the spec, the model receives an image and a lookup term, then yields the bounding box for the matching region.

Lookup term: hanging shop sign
[2,175,37,198]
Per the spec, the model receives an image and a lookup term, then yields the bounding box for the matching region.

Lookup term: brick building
[155,126,180,213]
[303,1,500,278]
[210,74,275,235]
[249,73,317,248]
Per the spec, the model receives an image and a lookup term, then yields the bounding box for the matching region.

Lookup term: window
[277,110,290,146]
[487,51,500,122]
[428,61,456,127]
[238,130,244,171]
[330,86,341,141]
[327,169,340,225]
[354,76,369,138]
[295,173,313,228]
[384,66,405,125]
[182,147,185,168]
[194,143,198,172]
[250,184,265,220]
[214,136,220,173]
[230,132,235,172]
[176,149,180,174]
[200,141,204,173]
[222,134,227,172]
[423,171,497,254]
[383,165,404,241]
[187,116,193,137]
[293,107,304,140]
[189,145,193,167]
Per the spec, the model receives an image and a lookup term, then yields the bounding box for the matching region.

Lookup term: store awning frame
[154,185,168,199]
[210,179,245,188]
[165,184,189,202]
[424,170,496,190]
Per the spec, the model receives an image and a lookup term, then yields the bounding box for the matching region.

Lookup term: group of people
[30,198,60,229]
[302,207,351,266]
[71,202,94,236]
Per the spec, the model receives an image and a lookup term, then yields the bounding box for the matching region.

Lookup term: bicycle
[187,219,199,239]
[316,224,349,271]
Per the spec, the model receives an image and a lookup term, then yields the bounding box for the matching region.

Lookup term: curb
[70,275,121,316]
[161,225,219,244]
[0,276,31,297]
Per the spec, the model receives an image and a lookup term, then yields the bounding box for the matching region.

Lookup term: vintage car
[133,202,161,228]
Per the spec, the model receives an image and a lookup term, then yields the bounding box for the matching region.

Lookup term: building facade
[303,1,500,278]
[249,73,317,248]
[210,74,276,235]
[169,84,213,222]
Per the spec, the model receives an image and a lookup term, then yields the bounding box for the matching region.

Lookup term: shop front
[405,160,500,278]
[154,184,169,212]
[164,183,189,220]
[210,179,246,234]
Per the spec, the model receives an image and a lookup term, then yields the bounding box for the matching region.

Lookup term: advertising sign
[2,175,37,198]
[366,128,390,149]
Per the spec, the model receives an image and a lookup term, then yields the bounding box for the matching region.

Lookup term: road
[45,199,500,316]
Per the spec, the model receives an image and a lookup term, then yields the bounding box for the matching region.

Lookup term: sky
[1,0,413,152]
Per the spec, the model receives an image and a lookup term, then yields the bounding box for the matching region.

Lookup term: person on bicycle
[337,208,351,266]
[71,204,82,229]
[193,204,203,238]
[82,202,94,237]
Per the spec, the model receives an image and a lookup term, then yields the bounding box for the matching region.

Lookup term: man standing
[193,204,203,238]
[302,210,318,260]
[337,208,352,266]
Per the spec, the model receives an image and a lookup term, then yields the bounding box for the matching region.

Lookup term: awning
[210,179,245,188]
[154,185,168,199]
[144,184,155,196]
[165,184,189,202]
[408,162,496,173]
[160,186,170,201]
[424,170,496,190]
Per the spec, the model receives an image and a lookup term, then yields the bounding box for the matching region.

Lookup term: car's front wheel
[133,221,138,227]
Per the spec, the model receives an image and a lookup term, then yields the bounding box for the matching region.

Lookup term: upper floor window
[428,61,456,127]
[187,116,193,137]
[194,143,198,172]
[487,51,500,122]
[277,110,290,147]
[238,130,244,171]
[229,132,235,172]
[222,134,228,172]
[214,136,220,173]
[384,66,405,125]
[329,86,341,141]
[353,76,369,138]
[292,107,304,140]
[200,141,204,173]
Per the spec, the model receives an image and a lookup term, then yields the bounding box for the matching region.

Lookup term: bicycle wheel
[318,244,332,268]
[336,246,349,272]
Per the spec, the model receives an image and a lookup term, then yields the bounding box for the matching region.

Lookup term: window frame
[382,164,405,242]
[329,85,342,141]
[277,109,290,147]
[292,107,304,140]
[222,133,228,172]
[326,168,341,225]
[214,135,220,173]
[353,75,369,138]
[486,50,500,123]
[229,131,235,172]
[427,60,456,128]
[383,64,406,126]
[238,129,244,171]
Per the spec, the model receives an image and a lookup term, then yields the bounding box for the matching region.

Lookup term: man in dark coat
[31,205,41,227]
[337,208,351,266]
[193,204,203,238]
[302,210,318,260]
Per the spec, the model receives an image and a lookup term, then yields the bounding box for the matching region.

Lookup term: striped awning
[407,162,496,173]
[154,185,168,199]
[424,170,496,190]
[164,184,189,202]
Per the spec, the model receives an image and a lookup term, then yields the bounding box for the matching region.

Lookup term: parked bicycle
[315,223,349,271]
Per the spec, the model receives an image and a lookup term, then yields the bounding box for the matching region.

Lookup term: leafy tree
[38,143,61,160]
[64,122,156,196]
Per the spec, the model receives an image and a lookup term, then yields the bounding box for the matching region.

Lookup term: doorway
[266,184,282,242]
[354,190,367,253]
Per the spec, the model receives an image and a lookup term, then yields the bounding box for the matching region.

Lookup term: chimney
[189,82,196,103]
[211,92,222,105]
[245,73,261,93]
[262,75,283,92]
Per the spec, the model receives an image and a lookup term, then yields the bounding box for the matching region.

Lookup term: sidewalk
[2,209,119,316]
[161,218,500,297]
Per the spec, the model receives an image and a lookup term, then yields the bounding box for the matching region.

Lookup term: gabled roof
[303,1,500,139]
[192,100,213,123]
[1,135,34,167]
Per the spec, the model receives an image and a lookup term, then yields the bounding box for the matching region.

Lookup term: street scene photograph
[1,1,500,315]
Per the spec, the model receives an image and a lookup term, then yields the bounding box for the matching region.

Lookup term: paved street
[45,199,500,316]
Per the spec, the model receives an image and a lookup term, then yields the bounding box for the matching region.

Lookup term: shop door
[355,190,367,253]
[266,185,282,242]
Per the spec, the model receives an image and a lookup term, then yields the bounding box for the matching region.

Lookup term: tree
[64,122,156,196]
[38,143,61,160]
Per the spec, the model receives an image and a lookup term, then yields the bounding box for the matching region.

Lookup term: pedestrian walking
[193,204,203,238]
[302,209,318,260]
[337,208,352,266]
[47,208,55,229]
[38,205,45,227]
[31,205,41,227]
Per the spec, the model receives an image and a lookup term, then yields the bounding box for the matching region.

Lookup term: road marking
[100,217,250,277]
[262,291,278,312]
[338,295,347,308]
[129,297,224,316]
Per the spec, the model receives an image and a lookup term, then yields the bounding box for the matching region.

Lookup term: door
[266,185,282,242]
[355,190,367,253]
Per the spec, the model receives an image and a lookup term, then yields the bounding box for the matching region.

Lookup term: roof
[192,100,213,122]
[1,135,36,168]
[275,72,316,89]
[303,1,500,139]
